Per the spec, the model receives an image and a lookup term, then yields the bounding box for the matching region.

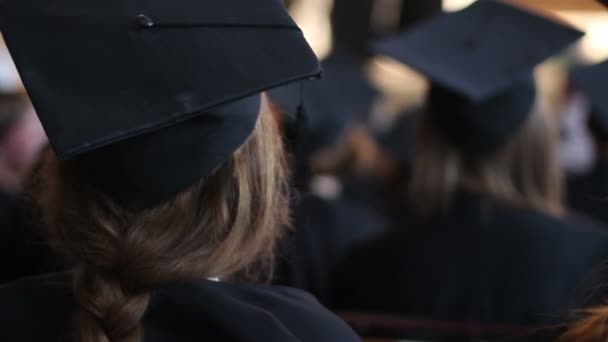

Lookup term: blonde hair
[32,99,290,342]
[408,98,563,216]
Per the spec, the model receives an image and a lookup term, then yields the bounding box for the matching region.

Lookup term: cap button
[135,14,155,29]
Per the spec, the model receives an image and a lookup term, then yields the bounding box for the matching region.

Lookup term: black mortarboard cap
[571,60,608,140]
[0,0,321,210]
[375,0,583,156]
[269,52,378,155]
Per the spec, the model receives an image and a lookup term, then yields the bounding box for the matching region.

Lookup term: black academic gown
[0,273,361,342]
[334,192,608,327]
[0,191,25,282]
[0,191,59,284]
[567,159,608,225]
[277,188,385,307]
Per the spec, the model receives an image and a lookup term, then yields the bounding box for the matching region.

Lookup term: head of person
[0,1,320,342]
[409,89,563,216]
[0,93,46,193]
[34,98,289,341]
[373,0,583,217]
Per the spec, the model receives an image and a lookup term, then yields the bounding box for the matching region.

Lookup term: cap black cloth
[0,0,321,210]
[269,52,378,155]
[0,273,361,342]
[375,0,582,156]
[571,60,608,140]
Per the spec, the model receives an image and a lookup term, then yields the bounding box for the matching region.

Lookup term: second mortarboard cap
[0,0,321,210]
[375,0,583,156]
[571,60,608,141]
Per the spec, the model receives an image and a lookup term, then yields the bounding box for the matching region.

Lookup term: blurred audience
[268,51,381,304]
[333,1,608,328]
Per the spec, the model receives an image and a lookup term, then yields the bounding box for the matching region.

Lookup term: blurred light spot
[290,0,334,59]
[546,10,608,63]
[0,33,23,93]
[443,0,477,12]
[576,16,608,63]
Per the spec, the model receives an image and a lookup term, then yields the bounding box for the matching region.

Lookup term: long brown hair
[559,307,608,342]
[33,96,290,342]
[408,98,563,216]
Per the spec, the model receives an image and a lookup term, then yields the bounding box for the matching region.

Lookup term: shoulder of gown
[0,273,361,342]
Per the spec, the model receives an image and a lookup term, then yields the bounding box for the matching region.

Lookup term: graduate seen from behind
[0,0,361,341]
[334,0,608,327]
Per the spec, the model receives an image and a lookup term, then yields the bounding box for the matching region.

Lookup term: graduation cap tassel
[292,82,312,192]
[296,81,307,122]
[296,81,311,149]
[282,81,310,158]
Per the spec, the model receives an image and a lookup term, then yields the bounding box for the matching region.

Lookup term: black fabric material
[567,160,608,226]
[0,273,361,342]
[276,191,384,306]
[334,192,608,326]
[374,0,582,155]
[330,0,442,57]
[571,60,608,140]
[0,0,320,159]
[77,95,260,210]
[274,194,340,303]
[375,0,582,101]
[0,192,29,283]
[0,0,321,210]
[331,0,376,57]
[0,192,61,284]
[399,0,443,31]
[427,76,536,156]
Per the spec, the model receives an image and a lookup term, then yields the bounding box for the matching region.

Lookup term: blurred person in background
[267,0,384,305]
[0,1,362,341]
[371,109,419,224]
[334,1,608,328]
[267,52,381,304]
[565,60,608,225]
[268,0,443,306]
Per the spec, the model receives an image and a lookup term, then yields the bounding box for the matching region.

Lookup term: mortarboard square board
[373,0,583,155]
[0,0,320,159]
[0,0,321,210]
[571,60,608,140]
[374,0,582,102]
[268,51,378,154]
